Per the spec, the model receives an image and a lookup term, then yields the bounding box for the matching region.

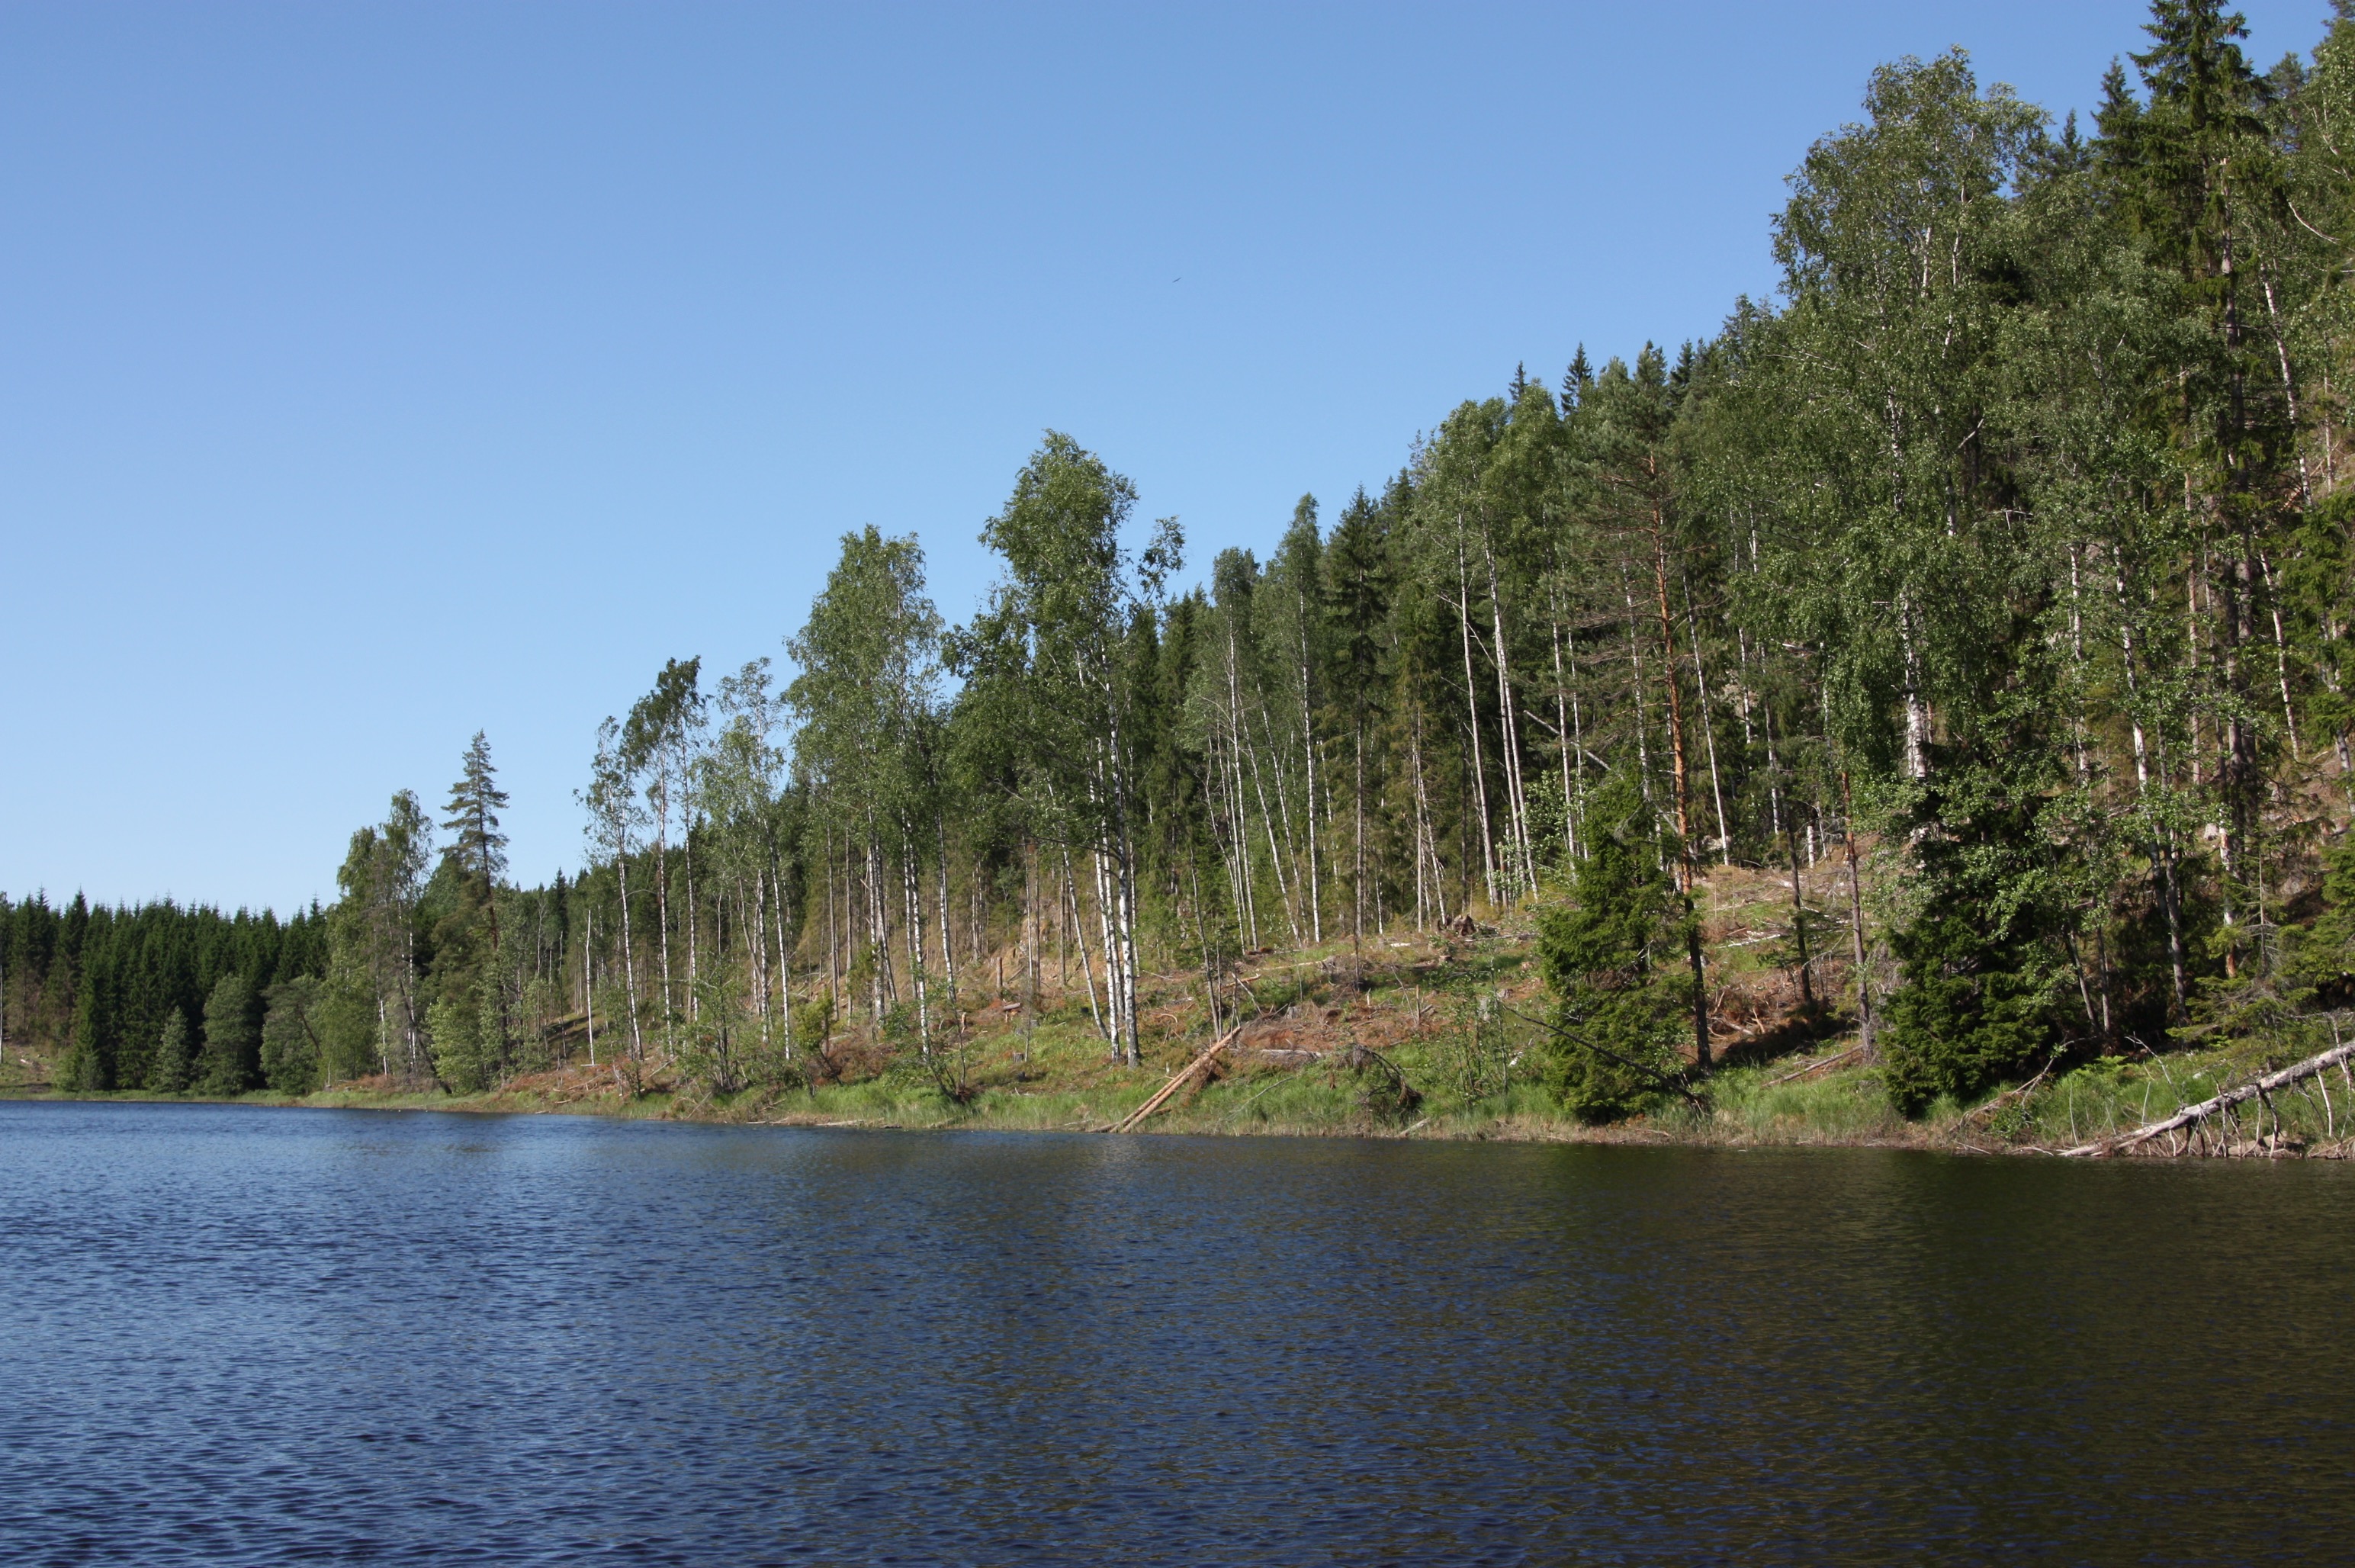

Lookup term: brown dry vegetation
[21,857,2353,1159]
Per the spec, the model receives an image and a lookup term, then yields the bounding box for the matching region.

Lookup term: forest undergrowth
[22,857,2350,1158]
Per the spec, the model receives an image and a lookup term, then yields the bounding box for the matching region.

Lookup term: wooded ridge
[13,3,2355,1152]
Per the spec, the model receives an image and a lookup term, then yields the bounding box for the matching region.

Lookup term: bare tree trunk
[1068,843,1107,1040]
[1025,843,1039,1054]
[2062,1036,2355,1156]
[2257,546,2301,759]
[749,876,768,1042]
[1239,699,1303,944]
[1299,621,1322,943]
[618,840,644,1080]
[772,858,792,1019]
[1548,580,1583,863]
[584,908,596,1068]
[654,779,674,1060]
[865,832,895,1018]
[1786,816,1815,1012]
[826,824,840,1007]
[1225,632,1286,946]
[901,839,930,1055]
[1621,567,1654,806]
[1224,725,1262,946]
[1410,703,1447,928]
[1684,573,1731,865]
[2114,558,2190,1020]
[935,814,957,1015]
[1897,591,1929,781]
[1092,654,1145,1065]
[1352,709,1367,946]
[1456,521,1499,904]
[1840,767,1874,1054]
[685,825,699,1030]
[1484,532,1534,897]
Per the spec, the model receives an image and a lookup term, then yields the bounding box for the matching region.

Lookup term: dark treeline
[2,895,328,1094]
[21,2,2355,1120]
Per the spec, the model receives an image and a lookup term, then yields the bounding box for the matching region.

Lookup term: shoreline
[13,1055,2344,1158]
[0,1062,1935,1148]
[13,919,2355,1159]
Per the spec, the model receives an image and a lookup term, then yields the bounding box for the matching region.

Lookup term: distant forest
[14,2,2355,1117]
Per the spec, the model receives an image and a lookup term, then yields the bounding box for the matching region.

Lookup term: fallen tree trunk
[2059,1038,2355,1158]
[1762,1043,1862,1087]
[1107,1029,1238,1134]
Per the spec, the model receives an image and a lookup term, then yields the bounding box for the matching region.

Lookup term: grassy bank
[23,1029,2354,1159]
[22,1044,2351,1157]
[14,872,2355,1156]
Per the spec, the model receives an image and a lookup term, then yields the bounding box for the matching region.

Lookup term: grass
[18,1039,2353,1156]
[15,875,2355,1156]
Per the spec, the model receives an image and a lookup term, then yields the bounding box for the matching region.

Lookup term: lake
[2,1102,2350,1564]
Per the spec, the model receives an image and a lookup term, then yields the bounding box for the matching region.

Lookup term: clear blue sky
[0,1,2330,912]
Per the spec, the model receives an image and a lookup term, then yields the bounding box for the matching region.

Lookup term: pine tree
[444,732,511,895]
[440,731,513,1076]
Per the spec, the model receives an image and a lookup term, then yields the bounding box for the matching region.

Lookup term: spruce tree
[60,965,108,1092]
[148,1009,192,1094]
[1537,780,1696,1121]
[197,972,260,1095]
[440,732,512,1075]
[1880,750,2073,1115]
[260,978,323,1094]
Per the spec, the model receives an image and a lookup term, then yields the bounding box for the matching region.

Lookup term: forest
[13,2,2355,1135]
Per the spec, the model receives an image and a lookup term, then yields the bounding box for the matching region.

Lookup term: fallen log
[1762,1043,1862,1087]
[1107,1030,1239,1133]
[2059,1038,2355,1158]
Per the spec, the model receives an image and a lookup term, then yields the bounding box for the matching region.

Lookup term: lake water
[2,1103,2351,1565]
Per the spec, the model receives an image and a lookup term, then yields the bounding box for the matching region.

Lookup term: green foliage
[59,967,108,1092]
[2286,827,2355,1004]
[790,991,834,1056]
[198,973,260,1096]
[2,891,324,1094]
[260,978,324,1095]
[1537,782,1695,1121]
[426,978,500,1095]
[1431,990,1515,1105]
[1881,772,2071,1117]
[1881,914,2065,1116]
[147,1010,192,1094]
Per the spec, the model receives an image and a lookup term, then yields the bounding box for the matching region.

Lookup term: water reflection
[2,1103,2350,1563]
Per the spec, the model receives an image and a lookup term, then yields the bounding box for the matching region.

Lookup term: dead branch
[1762,1043,1862,1087]
[1496,1002,1708,1110]
[2059,1038,2355,1158]
[1958,1054,2063,1126]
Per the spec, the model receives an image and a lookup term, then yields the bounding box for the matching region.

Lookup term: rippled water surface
[4,1103,2353,1564]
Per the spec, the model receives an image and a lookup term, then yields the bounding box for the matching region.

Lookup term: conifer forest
[18,3,2355,1142]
